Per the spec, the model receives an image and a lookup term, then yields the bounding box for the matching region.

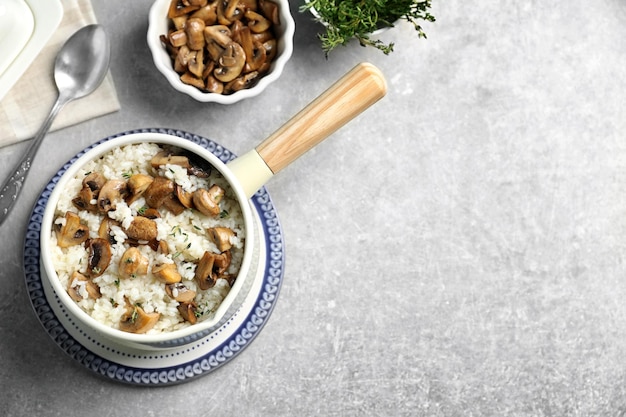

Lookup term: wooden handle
[256,62,387,174]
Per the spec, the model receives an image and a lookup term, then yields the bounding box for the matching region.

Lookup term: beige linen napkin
[0,0,120,148]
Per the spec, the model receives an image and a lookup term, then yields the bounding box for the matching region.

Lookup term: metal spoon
[0,24,110,226]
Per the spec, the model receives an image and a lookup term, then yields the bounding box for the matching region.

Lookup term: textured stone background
[1,0,626,415]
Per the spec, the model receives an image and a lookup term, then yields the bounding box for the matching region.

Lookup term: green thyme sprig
[301,0,435,55]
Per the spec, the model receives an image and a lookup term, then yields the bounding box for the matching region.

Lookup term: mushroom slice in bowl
[55,211,89,248]
[86,238,112,278]
[119,300,161,334]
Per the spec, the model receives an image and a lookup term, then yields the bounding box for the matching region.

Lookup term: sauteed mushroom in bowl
[147,0,295,104]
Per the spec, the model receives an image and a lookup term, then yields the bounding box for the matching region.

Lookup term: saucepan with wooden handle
[39,62,387,350]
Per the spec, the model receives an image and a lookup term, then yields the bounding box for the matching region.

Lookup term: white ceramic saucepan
[39,62,387,349]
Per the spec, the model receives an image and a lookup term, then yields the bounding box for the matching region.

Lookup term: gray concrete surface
[2,0,626,415]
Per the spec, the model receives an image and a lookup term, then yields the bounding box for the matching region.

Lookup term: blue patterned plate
[22,128,285,385]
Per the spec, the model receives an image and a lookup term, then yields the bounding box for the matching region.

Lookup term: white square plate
[0,0,63,101]
[0,0,35,77]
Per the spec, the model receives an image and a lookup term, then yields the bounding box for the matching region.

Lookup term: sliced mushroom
[72,172,107,212]
[191,2,218,24]
[185,17,206,50]
[175,184,194,208]
[152,263,183,284]
[214,42,246,82]
[177,301,198,324]
[119,247,150,279]
[55,211,89,248]
[97,179,128,212]
[225,71,260,93]
[157,240,170,255]
[83,172,106,192]
[72,186,98,213]
[192,184,225,217]
[140,172,185,215]
[240,27,266,72]
[181,149,213,177]
[175,44,193,72]
[214,250,232,274]
[163,194,187,215]
[150,150,191,169]
[172,15,188,30]
[188,46,205,77]
[168,29,188,47]
[245,10,270,33]
[98,217,120,245]
[67,271,101,302]
[126,174,154,204]
[209,183,225,203]
[202,59,216,80]
[205,74,224,94]
[203,25,232,61]
[207,227,235,252]
[229,19,245,44]
[217,0,243,25]
[195,251,217,289]
[251,30,274,44]
[259,40,276,72]
[195,250,231,290]
[125,216,158,242]
[147,238,163,252]
[86,238,112,278]
[143,176,175,209]
[257,61,271,76]
[168,0,201,18]
[165,282,197,303]
[181,71,205,88]
[138,207,161,219]
[119,301,160,334]
[259,0,280,25]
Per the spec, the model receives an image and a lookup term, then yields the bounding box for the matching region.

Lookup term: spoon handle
[256,62,387,174]
[0,96,67,226]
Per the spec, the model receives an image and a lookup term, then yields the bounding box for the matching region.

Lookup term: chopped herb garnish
[219,210,229,219]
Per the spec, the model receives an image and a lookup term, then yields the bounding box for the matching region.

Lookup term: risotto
[49,142,245,334]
